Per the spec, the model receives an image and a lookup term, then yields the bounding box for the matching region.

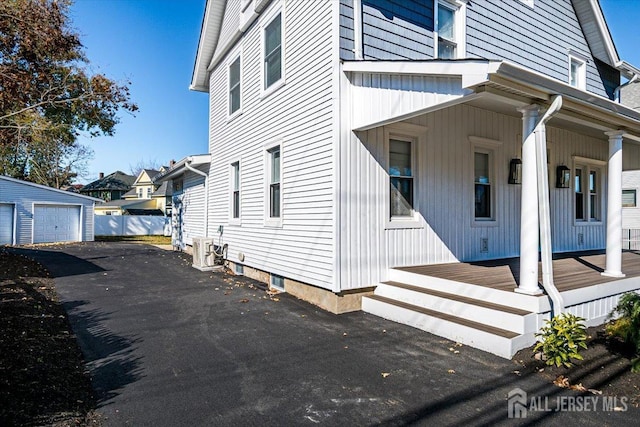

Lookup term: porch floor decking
[395,251,640,293]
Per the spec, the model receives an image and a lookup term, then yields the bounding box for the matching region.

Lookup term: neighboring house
[622,171,640,230]
[80,171,136,202]
[189,0,640,357]
[0,175,100,244]
[619,79,640,111]
[96,168,172,216]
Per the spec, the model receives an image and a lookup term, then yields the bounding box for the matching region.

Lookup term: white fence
[95,215,170,236]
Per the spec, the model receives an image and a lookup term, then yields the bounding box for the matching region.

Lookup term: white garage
[0,175,100,245]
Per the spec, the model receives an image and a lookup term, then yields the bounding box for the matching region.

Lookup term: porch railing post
[603,130,626,278]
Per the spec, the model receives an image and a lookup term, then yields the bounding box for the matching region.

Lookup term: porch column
[603,130,626,278]
[516,105,543,295]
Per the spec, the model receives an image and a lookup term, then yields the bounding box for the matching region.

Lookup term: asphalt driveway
[17,242,638,426]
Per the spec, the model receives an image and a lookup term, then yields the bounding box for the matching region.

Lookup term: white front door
[0,203,14,244]
[33,205,81,243]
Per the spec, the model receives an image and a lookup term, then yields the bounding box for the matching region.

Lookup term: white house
[186,0,640,357]
[155,155,211,250]
[0,175,100,245]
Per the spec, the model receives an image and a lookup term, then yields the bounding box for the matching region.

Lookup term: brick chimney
[99,172,104,179]
[169,159,176,168]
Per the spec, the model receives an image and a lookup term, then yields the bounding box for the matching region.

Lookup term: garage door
[33,205,81,243]
[0,203,13,245]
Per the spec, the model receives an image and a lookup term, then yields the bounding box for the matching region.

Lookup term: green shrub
[534,313,588,368]
[607,292,640,372]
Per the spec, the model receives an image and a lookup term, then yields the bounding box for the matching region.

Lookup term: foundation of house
[227,261,374,314]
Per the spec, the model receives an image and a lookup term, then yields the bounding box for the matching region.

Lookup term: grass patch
[95,235,172,245]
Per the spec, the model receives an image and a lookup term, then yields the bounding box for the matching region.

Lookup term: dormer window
[435,0,466,60]
[569,55,586,90]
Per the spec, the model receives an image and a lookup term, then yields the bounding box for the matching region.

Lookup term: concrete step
[376,281,537,334]
[362,294,536,359]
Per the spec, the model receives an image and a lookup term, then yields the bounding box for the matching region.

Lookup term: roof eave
[191,0,227,93]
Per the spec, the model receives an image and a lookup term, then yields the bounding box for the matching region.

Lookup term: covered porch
[348,60,640,358]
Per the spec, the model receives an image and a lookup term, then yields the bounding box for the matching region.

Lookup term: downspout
[535,95,565,314]
[614,73,639,104]
[185,157,209,238]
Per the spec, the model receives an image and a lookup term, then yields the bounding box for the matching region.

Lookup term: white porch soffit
[345,60,640,141]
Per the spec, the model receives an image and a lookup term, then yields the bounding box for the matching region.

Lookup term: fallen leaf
[513,370,520,375]
[570,383,587,391]
[381,372,390,378]
[343,332,348,336]
[447,369,456,374]
[239,298,249,303]
[588,389,602,395]
[554,375,570,388]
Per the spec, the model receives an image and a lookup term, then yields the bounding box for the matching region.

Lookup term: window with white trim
[229,56,241,115]
[389,139,414,218]
[268,146,281,219]
[623,189,637,208]
[263,12,282,90]
[575,164,601,221]
[435,0,466,59]
[231,161,240,219]
[474,151,492,219]
[569,55,586,89]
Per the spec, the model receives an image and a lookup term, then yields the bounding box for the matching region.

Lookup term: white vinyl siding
[338,102,632,290]
[176,169,207,246]
[207,0,335,290]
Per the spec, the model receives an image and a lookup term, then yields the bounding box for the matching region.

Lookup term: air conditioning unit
[192,237,222,271]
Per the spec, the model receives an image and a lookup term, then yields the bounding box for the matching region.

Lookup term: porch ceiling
[347,60,640,143]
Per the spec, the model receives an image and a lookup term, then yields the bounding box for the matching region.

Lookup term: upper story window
[229,56,241,115]
[263,13,282,90]
[435,0,466,60]
[569,55,586,90]
[146,187,152,198]
[437,4,456,59]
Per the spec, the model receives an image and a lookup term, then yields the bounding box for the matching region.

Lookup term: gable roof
[0,175,103,202]
[133,169,162,186]
[81,171,135,192]
[571,0,639,79]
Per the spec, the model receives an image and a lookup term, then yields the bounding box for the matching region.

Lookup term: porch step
[362,295,534,358]
[376,281,537,334]
[389,267,548,312]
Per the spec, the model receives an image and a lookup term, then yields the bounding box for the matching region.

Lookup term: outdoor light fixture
[556,165,571,188]
[508,158,522,184]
